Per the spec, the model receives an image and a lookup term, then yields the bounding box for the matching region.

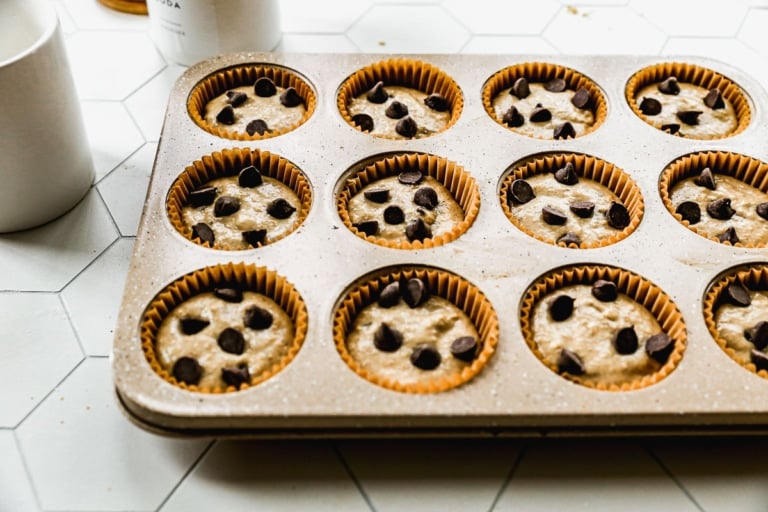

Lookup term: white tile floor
[2,1,768,510]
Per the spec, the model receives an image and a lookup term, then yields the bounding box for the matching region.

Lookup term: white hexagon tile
[2,1,768,510]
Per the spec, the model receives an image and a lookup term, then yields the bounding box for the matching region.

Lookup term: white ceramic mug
[0,0,94,233]
[147,0,282,66]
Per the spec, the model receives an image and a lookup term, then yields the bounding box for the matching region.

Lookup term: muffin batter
[205,84,306,135]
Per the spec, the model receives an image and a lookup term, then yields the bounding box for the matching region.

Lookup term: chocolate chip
[718,226,739,245]
[383,205,405,224]
[378,281,401,308]
[570,201,595,218]
[693,167,716,190]
[410,344,441,370]
[403,277,429,308]
[511,77,530,99]
[351,113,374,132]
[189,186,217,208]
[373,322,403,352]
[214,196,240,217]
[745,321,768,350]
[613,326,639,355]
[366,81,388,104]
[639,97,662,116]
[254,77,277,97]
[279,86,302,107]
[242,229,267,247]
[172,357,202,385]
[353,221,379,237]
[703,88,725,110]
[549,294,574,321]
[707,198,735,220]
[398,170,424,185]
[217,327,245,355]
[226,90,248,108]
[424,93,449,112]
[554,162,578,185]
[542,206,568,225]
[557,232,581,247]
[724,282,751,307]
[571,87,591,109]
[607,201,630,229]
[385,100,409,119]
[508,179,535,205]
[658,76,680,95]
[750,349,768,372]
[675,201,701,225]
[557,348,585,375]
[544,77,567,92]
[214,288,243,303]
[645,332,674,363]
[216,105,235,125]
[530,104,552,123]
[221,364,250,388]
[413,187,438,210]
[405,218,432,242]
[191,223,215,245]
[238,165,263,188]
[661,123,680,135]
[502,106,525,127]
[758,203,768,221]
[246,119,269,136]
[180,317,209,335]
[395,116,418,138]
[553,122,576,139]
[364,188,390,204]
[450,336,479,362]
[244,305,273,330]
[266,198,296,219]
[592,279,618,302]
[677,110,702,126]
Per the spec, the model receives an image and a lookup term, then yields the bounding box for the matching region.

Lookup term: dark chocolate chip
[378,281,401,308]
[502,106,525,127]
[570,201,595,218]
[413,186,438,210]
[571,87,591,109]
[677,110,702,126]
[661,123,680,135]
[243,305,273,330]
[530,105,552,123]
[544,77,567,92]
[703,88,725,110]
[373,322,403,352]
[639,97,662,116]
[216,105,235,125]
[254,77,277,97]
[613,326,639,355]
[191,223,215,245]
[757,203,768,221]
[724,282,751,307]
[383,205,405,225]
[410,344,441,370]
[554,162,578,185]
[717,226,739,245]
[217,327,245,355]
[242,229,267,247]
[385,100,409,119]
[508,179,535,204]
[557,232,581,247]
[395,116,418,138]
[221,364,250,388]
[214,288,243,303]
[548,294,574,321]
[351,113,374,132]
[557,348,585,375]
[553,122,576,139]
[511,77,530,99]
[172,357,202,385]
[366,81,388,104]
[751,349,768,371]
[353,221,379,237]
[542,206,568,225]
[675,201,701,225]
[745,321,768,350]
[398,170,424,185]
[189,186,217,208]
[403,277,429,308]
[607,201,630,229]
[238,165,263,188]
[693,167,716,190]
[658,76,680,95]
[226,90,248,108]
[364,188,390,204]
[405,218,432,242]
[707,197,735,220]
[591,279,618,302]
[213,196,240,217]
[424,93,450,112]
[246,119,269,136]
[450,336,479,362]
[180,317,209,335]
[645,332,674,363]
[266,198,296,219]
[279,86,302,107]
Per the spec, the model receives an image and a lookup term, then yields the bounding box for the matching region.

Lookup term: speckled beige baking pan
[112,53,768,436]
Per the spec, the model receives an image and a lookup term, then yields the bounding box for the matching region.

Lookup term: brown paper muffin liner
[188,64,317,140]
[332,266,499,393]
[337,152,480,249]
[703,265,768,380]
[337,58,463,139]
[167,147,312,251]
[626,62,750,140]
[499,153,644,249]
[140,262,308,393]
[660,151,768,248]
[519,265,686,391]
[482,62,607,139]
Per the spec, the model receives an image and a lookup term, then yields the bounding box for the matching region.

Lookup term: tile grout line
[93,137,149,186]
[154,439,217,512]
[332,442,378,512]
[12,429,45,512]
[645,446,707,512]
[57,293,89,361]
[56,233,122,294]
[487,444,529,512]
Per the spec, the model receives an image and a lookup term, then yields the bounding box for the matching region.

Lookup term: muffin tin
[113,53,768,436]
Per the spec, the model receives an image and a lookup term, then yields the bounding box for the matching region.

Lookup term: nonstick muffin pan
[112,53,768,436]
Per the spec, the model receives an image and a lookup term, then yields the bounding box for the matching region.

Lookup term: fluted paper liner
[140,262,308,393]
[660,151,768,248]
[337,58,463,139]
[626,62,750,140]
[499,153,644,249]
[337,153,480,250]
[332,267,499,393]
[167,147,312,250]
[519,265,686,391]
[704,265,768,380]
[188,64,317,140]
[482,62,607,139]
